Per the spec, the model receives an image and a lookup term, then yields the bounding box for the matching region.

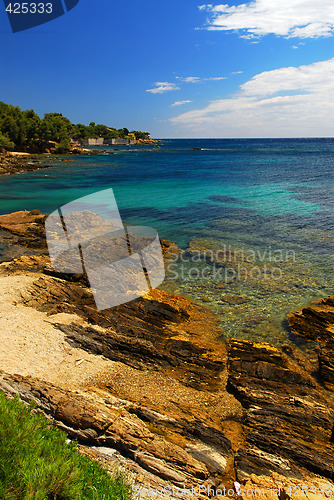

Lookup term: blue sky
[0,0,333,138]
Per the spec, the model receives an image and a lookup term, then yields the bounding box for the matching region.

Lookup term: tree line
[0,101,150,153]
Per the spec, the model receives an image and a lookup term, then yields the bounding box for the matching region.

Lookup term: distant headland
[0,101,156,156]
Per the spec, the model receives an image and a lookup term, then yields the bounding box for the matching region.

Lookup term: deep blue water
[0,138,333,344]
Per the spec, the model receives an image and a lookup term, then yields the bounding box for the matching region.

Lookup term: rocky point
[0,209,333,496]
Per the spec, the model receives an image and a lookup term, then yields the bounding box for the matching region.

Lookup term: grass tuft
[0,391,132,500]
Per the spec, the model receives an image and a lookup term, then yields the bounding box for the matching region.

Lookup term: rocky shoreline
[0,151,55,176]
[0,149,105,176]
[0,209,333,497]
[0,141,162,176]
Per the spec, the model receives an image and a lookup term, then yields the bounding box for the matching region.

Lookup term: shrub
[0,132,14,150]
[54,139,71,154]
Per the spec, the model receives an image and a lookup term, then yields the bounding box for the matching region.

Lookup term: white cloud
[170,58,334,137]
[146,82,180,94]
[176,76,201,83]
[199,0,334,39]
[147,77,226,96]
[171,100,193,107]
[176,76,226,83]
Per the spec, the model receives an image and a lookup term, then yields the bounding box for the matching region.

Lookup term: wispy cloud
[146,76,226,96]
[199,0,334,39]
[171,100,193,107]
[146,82,180,94]
[292,42,306,49]
[176,76,201,83]
[176,76,226,83]
[170,58,334,137]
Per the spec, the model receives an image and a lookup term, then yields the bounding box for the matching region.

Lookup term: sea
[0,138,333,346]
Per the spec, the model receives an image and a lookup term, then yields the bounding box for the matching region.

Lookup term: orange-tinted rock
[0,210,47,249]
[227,339,334,481]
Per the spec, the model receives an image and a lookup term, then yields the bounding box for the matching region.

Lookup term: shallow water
[0,138,333,345]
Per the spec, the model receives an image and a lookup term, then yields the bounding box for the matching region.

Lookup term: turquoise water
[0,138,333,344]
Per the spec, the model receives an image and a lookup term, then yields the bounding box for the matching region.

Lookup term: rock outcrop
[19,275,226,392]
[1,210,334,494]
[0,152,53,175]
[227,339,334,481]
[0,209,47,250]
[288,296,334,388]
[0,371,213,486]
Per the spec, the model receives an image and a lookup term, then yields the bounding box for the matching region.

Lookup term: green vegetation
[0,131,14,149]
[0,101,150,153]
[0,391,133,500]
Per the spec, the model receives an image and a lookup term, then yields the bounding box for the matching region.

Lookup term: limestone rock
[288,296,334,386]
[227,340,334,481]
[0,371,210,486]
[20,275,227,391]
[0,210,47,249]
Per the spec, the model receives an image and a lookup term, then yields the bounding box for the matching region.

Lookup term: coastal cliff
[0,210,333,496]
